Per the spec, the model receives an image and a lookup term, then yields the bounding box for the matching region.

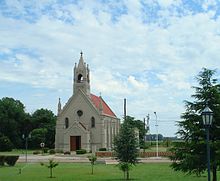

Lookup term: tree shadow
[102,178,140,181]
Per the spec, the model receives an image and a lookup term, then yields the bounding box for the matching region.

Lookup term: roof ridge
[90,94,116,117]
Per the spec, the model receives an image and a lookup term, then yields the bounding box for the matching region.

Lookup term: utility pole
[154,112,158,158]
[124,98,126,121]
[146,114,150,145]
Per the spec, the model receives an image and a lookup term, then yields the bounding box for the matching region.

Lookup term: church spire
[78,51,84,68]
[58,98,62,115]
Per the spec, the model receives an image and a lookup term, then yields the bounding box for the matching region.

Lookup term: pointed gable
[90,94,116,117]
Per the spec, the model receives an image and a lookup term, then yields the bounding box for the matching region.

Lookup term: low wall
[95,151,173,157]
[96,151,114,157]
[139,152,173,157]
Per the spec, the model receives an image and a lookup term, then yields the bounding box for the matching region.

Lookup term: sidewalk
[18,154,172,164]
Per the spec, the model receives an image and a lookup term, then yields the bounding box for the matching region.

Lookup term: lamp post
[154,112,158,158]
[22,134,31,163]
[201,105,213,181]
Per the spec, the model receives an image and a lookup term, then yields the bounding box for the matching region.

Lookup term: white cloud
[1,1,220,136]
[128,75,147,89]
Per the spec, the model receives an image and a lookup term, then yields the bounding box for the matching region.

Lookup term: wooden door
[70,136,76,151]
[70,136,81,151]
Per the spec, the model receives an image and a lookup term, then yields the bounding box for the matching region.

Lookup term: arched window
[91,117,95,128]
[77,74,83,83]
[65,117,69,129]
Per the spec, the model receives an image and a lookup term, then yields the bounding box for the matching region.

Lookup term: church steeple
[78,51,84,68]
[57,98,61,115]
[73,52,90,96]
[99,94,103,113]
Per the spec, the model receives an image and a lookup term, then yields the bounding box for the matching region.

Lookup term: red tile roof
[90,94,116,117]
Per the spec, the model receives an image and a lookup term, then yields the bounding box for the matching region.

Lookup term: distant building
[55,52,120,152]
[145,134,164,141]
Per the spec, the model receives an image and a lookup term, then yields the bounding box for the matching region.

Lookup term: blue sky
[1,0,220,136]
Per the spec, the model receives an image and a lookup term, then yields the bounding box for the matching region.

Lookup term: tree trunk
[126,170,129,180]
[212,161,217,181]
[92,164,94,175]
[50,168,52,178]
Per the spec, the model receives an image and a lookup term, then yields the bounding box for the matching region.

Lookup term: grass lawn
[0,163,216,181]
[0,149,40,155]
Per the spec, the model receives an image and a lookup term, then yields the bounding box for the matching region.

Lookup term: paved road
[18,154,172,164]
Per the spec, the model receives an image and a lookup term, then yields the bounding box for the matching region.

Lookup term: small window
[77,110,83,117]
[65,117,69,129]
[91,117,95,128]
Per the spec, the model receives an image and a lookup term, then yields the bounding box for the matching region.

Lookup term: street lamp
[154,112,158,158]
[22,134,31,163]
[201,105,213,181]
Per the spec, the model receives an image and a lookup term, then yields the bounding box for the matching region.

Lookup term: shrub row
[33,149,57,155]
[76,149,87,154]
[0,155,19,166]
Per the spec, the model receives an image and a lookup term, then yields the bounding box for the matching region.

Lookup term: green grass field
[0,163,215,181]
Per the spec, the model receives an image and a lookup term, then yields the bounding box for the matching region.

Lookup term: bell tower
[73,52,90,96]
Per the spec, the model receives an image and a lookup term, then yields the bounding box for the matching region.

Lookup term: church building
[55,52,120,152]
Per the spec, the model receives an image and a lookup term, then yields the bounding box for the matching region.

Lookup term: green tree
[29,128,47,149]
[170,68,220,181]
[114,116,139,180]
[31,109,56,148]
[125,116,146,148]
[88,154,97,175]
[0,97,27,148]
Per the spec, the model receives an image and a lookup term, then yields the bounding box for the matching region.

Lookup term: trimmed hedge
[64,151,71,155]
[0,155,5,166]
[0,155,19,166]
[76,149,87,154]
[5,156,19,166]
[49,149,55,154]
[33,150,41,155]
[99,148,107,151]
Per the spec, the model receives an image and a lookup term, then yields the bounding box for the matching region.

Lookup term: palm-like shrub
[88,155,97,174]
[41,159,58,178]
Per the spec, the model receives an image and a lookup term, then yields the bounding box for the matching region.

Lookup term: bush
[49,149,55,154]
[5,156,19,166]
[0,155,19,166]
[0,135,13,151]
[64,151,71,155]
[76,149,87,154]
[43,147,49,153]
[0,156,5,166]
[99,148,107,151]
[33,150,41,155]
[142,142,150,149]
